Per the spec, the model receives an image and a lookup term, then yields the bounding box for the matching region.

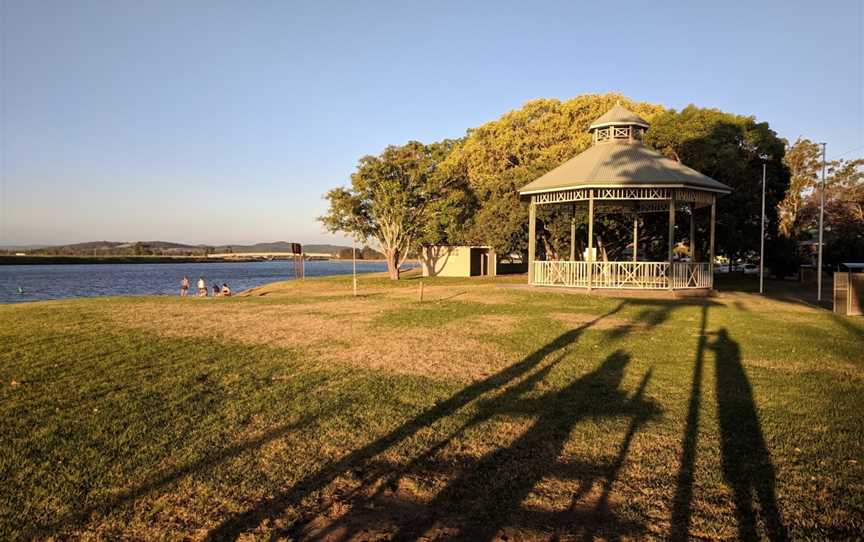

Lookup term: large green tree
[645,106,789,262]
[440,93,665,257]
[319,140,458,279]
[796,157,864,266]
[779,138,823,238]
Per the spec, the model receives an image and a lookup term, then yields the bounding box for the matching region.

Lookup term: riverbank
[2,273,862,539]
[0,255,234,265]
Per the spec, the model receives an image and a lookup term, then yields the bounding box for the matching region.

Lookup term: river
[0,260,399,304]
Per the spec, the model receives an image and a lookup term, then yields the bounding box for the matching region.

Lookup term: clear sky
[1,0,862,246]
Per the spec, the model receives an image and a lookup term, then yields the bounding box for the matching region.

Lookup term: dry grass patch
[102,297,512,382]
[550,312,648,333]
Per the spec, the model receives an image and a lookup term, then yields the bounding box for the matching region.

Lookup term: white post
[633,214,638,263]
[690,203,696,263]
[528,199,536,284]
[352,237,358,297]
[818,142,826,301]
[709,198,716,288]
[587,190,594,291]
[760,162,766,294]
[668,197,675,290]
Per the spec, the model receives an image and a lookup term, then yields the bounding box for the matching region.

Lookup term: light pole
[759,161,766,294]
[817,142,826,302]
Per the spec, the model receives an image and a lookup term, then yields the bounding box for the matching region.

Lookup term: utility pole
[817,142,826,302]
[759,162,766,294]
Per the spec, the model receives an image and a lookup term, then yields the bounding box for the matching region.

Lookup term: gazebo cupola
[519,103,732,294]
[588,103,651,144]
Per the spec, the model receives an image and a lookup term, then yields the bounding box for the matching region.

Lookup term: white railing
[533,261,712,289]
[671,262,711,289]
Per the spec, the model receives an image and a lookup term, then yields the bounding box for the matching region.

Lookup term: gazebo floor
[506,284,715,299]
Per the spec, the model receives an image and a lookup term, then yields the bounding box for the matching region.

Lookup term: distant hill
[30,240,207,256]
[19,240,353,257]
[213,242,351,255]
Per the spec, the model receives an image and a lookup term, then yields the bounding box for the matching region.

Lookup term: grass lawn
[2,271,862,540]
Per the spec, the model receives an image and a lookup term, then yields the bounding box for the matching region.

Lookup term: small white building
[420,246,497,277]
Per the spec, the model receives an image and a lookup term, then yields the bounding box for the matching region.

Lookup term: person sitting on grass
[213,283,221,297]
[197,276,207,297]
[221,283,231,297]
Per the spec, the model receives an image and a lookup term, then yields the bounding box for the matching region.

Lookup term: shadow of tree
[201,300,675,540]
[712,328,788,541]
[390,351,658,541]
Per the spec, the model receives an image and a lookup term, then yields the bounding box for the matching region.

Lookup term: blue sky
[1,0,862,246]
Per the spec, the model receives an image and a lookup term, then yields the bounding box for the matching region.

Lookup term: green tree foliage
[796,158,864,266]
[779,138,823,238]
[319,140,458,279]
[645,106,789,262]
[440,93,665,257]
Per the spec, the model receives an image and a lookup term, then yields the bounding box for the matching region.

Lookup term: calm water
[0,260,398,304]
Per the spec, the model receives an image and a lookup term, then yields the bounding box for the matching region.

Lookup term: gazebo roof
[588,103,650,130]
[519,105,732,195]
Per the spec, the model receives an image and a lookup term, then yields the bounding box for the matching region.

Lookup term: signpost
[291,243,304,280]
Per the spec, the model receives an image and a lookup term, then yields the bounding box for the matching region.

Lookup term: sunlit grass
[2,273,862,540]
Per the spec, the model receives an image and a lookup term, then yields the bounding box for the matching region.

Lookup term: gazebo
[519,104,732,293]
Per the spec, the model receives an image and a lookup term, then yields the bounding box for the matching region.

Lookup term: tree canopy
[320,92,864,279]
[439,93,665,257]
[319,140,457,279]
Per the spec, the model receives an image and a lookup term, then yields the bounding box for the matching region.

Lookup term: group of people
[180,275,231,297]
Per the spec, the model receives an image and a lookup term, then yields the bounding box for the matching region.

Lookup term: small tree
[320,141,455,279]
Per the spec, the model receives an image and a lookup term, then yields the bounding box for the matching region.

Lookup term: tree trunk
[386,248,401,280]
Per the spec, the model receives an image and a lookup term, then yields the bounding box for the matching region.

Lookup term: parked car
[715,264,730,273]
[742,263,759,275]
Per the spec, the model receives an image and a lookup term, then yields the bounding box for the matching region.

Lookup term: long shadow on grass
[204,303,628,540]
[669,304,709,540]
[711,328,787,541]
[205,299,680,540]
[40,412,325,538]
[388,350,658,541]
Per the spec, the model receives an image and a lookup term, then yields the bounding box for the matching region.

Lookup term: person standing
[197,276,207,297]
[180,275,189,297]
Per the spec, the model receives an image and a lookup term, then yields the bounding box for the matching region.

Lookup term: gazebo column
[668,197,676,289]
[569,204,576,261]
[690,203,697,262]
[587,190,594,291]
[709,197,716,287]
[632,213,638,262]
[528,198,536,284]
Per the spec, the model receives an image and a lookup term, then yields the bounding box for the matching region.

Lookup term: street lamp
[759,159,767,294]
[817,142,827,302]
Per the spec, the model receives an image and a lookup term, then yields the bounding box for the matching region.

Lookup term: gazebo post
[570,204,576,261]
[528,198,536,284]
[690,203,697,262]
[587,190,594,291]
[668,197,675,289]
[709,197,716,286]
[632,213,638,263]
